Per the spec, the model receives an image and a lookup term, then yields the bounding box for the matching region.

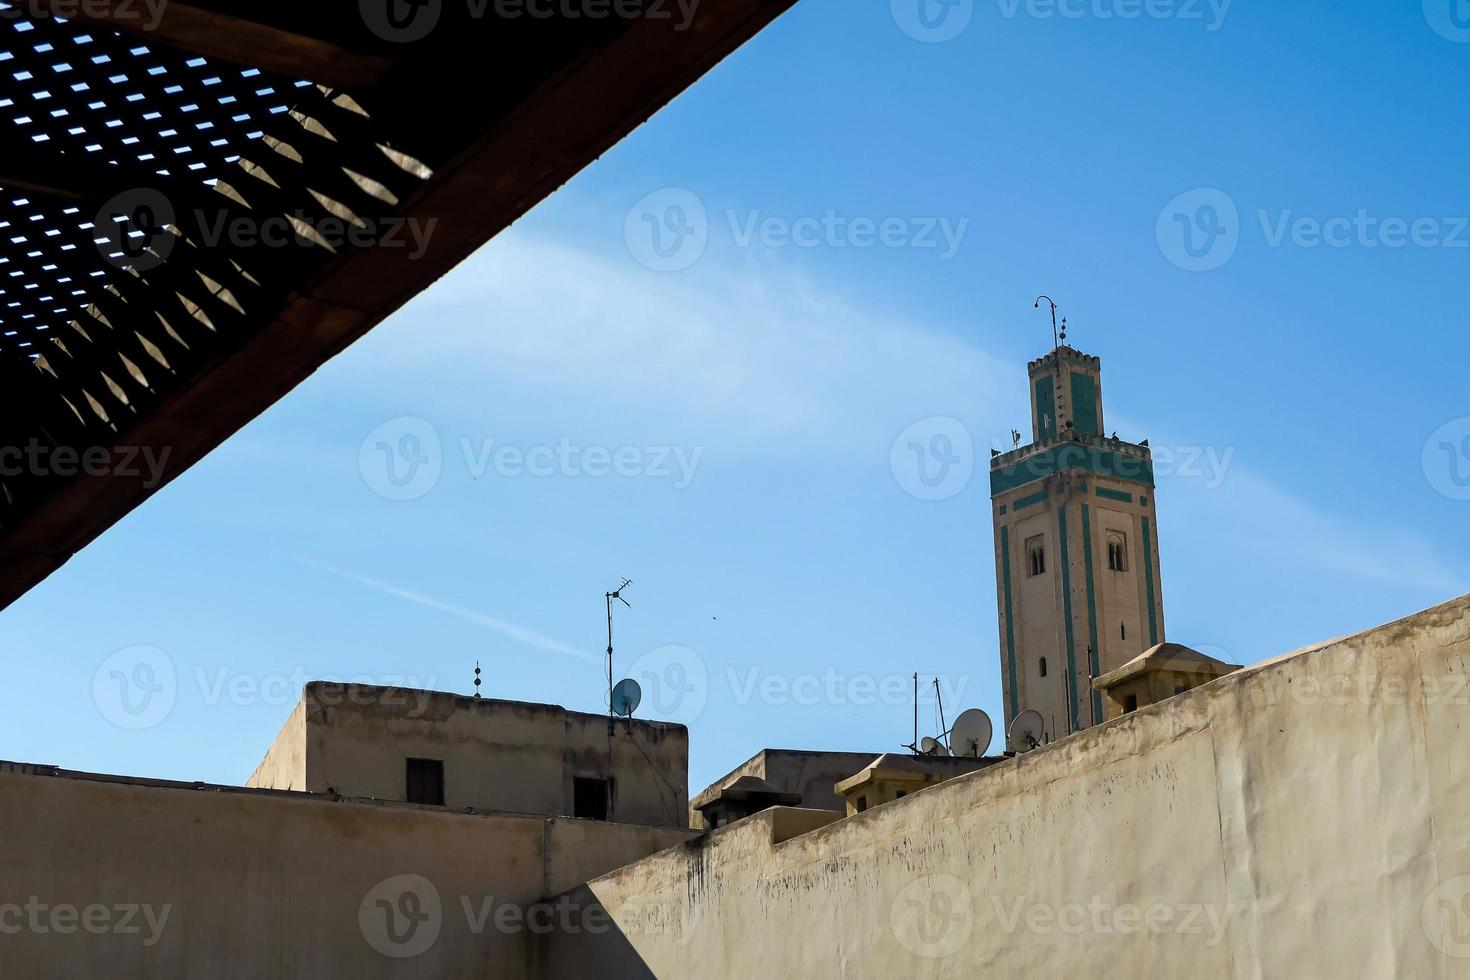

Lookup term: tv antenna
[1009,709,1046,752]
[605,578,632,738]
[904,672,919,754]
[611,678,642,718]
[950,708,993,758]
[921,736,950,757]
[932,678,949,753]
[903,675,960,757]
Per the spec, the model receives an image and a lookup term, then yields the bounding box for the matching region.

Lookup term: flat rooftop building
[249,682,688,830]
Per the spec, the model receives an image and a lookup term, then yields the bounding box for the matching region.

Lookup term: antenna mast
[605,578,632,738]
[900,673,923,755]
[933,678,949,752]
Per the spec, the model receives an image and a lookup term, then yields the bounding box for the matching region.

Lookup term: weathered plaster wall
[549,595,1470,978]
[0,769,692,977]
[246,696,306,791]
[261,684,688,828]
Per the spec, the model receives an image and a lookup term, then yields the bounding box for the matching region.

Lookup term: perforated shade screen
[0,0,797,609]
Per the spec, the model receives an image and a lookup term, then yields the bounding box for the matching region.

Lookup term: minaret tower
[990,300,1165,742]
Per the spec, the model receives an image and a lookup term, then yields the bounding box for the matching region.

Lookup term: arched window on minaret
[1026,536,1046,577]
[1106,532,1127,572]
[1039,657,1048,678]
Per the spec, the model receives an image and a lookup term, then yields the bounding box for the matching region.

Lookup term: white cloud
[297,558,598,666]
[357,232,1019,456]
[347,231,1463,597]
[1158,467,1464,597]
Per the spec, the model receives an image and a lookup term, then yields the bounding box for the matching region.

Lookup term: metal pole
[606,591,615,737]
[933,678,948,750]
[1063,654,1075,735]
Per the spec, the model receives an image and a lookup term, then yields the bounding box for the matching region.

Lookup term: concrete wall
[549,594,1470,978]
[0,767,692,977]
[248,684,689,829]
[690,750,880,829]
[247,696,306,791]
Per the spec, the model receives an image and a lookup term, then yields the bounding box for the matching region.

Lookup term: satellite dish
[610,678,642,718]
[920,736,950,757]
[1008,710,1046,752]
[950,708,993,758]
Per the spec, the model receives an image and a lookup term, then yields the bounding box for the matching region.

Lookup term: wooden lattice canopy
[0,0,795,609]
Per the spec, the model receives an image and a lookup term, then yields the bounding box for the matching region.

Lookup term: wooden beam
[0,142,105,203]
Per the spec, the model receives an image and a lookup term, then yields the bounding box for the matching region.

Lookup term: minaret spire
[1034,295,1061,352]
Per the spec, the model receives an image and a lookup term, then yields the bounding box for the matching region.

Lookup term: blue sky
[2,0,1468,795]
